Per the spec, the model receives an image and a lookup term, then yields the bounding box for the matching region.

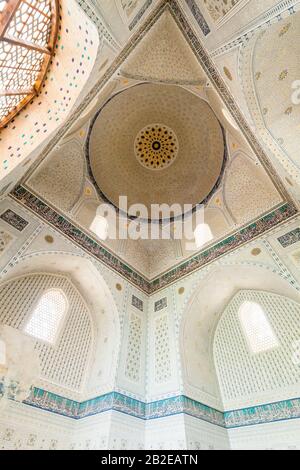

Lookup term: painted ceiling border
[10,186,297,294]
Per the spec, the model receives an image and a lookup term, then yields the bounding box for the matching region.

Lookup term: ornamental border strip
[24,387,300,429]
[10,186,297,294]
[129,0,154,31]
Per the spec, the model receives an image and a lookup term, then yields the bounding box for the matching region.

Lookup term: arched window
[194,223,213,249]
[238,301,279,354]
[24,289,68,344]
[90,214,109,240]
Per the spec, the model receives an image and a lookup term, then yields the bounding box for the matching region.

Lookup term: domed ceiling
[20,1,289,283]
[88,83,225,218]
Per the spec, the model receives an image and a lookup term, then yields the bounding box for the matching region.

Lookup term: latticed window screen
[238,301,279,354]
[0,0,58,127]
[24,289,67,344]
[0,274,93,391]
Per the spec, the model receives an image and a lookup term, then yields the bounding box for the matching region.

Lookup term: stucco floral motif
[279,69,288,81]
[279,22,291,37]
[0,229,13,253]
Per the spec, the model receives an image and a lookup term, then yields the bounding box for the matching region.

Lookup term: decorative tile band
[24,388,224,427]
[10,186,297,294]
[132,295,144,312]
[26,388,80,419]
[155,297,168,312]
[0,209,29,232]
[24,387,300,429]
[278,228,300,248]
[149,204,297,292]
[224,397,300,429]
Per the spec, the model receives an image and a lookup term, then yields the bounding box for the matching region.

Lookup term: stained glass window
[0,0,58,127]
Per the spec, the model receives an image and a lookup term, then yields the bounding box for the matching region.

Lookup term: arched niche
[0,272,94,393]
[179,263,300,411]
[214,289,300,410]
[0,252,121,398]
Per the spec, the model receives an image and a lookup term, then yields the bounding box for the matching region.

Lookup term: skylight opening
[90,214,109,240]
[24,289,68,344]
[194,223,213,249]
[238,301,279,354]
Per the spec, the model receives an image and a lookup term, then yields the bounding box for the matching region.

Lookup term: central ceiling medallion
[134,124,179,170]
[88,83,225,220]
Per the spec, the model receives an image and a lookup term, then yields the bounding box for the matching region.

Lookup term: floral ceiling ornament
[279,22,291,37]
[279,69,288,81]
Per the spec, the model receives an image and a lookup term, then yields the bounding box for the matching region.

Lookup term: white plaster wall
[0,402,144,450]
[145,414,187,450]
[145,414,230,450]
[228,419,300,450]
[0,401,75,450]
[184,415,230,451]
[108,412,145,450]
